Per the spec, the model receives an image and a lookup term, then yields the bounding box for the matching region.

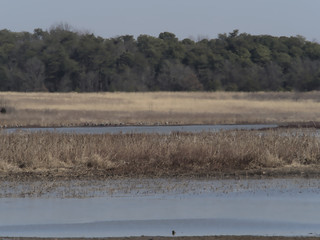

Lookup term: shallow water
[0,178,320,237]
[4,124,277,134]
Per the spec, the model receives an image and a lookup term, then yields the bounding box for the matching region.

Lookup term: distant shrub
[0,97,14,114]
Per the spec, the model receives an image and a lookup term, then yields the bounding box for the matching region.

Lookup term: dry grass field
[1,129,319,179]
[1,91,320,127]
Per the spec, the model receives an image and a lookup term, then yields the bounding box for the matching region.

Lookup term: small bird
[172,230,176,236]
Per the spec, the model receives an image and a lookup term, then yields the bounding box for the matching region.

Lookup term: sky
[1,0,320,41]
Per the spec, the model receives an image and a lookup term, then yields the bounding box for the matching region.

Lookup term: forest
[1,25,320,92]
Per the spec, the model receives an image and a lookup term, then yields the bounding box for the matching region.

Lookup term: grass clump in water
[0,129,319,179]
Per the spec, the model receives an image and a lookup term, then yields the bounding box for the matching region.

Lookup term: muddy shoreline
[2,121,320,130]
[1,165,320,182]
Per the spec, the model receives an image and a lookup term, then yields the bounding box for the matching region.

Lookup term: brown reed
[0,129,319,178]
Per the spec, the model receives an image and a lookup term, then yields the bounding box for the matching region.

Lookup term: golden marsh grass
[1,129,319,179]
[0,91,320,127]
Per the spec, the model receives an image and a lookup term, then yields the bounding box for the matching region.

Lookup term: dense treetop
[1,25,320,92]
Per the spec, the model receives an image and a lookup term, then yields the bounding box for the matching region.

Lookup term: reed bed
[0,129,319,178]
[1,91,320,127]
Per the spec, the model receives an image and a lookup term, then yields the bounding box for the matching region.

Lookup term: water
[0,178,320,237]
[4,124,277,134]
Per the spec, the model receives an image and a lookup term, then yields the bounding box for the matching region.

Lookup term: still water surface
[0,178,319,237]
[5,124,277,134]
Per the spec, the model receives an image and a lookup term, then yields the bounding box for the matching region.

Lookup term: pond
[0,178,320,237]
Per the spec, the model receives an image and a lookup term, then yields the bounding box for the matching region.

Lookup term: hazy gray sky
[1,0,320,41]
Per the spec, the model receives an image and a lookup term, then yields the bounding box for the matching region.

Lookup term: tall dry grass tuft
[0,129,319,177]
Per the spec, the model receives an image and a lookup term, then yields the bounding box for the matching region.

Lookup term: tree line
[1,25,320,92]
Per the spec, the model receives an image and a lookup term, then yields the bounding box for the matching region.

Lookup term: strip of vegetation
[1,91,320,128]
[1,26,320,92]
[0,129,319,180]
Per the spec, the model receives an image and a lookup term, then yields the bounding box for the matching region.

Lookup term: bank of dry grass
[0,129,319,179]
[1,91,320,127]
